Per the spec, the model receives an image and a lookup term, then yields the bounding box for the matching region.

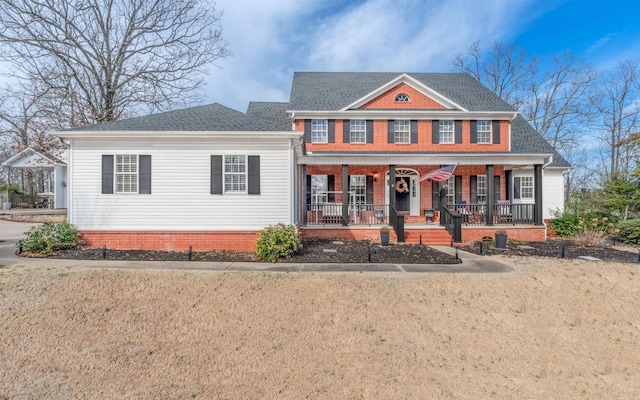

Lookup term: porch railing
[440,206,462,243]
[446,202,535,226]
[306,203,389,225]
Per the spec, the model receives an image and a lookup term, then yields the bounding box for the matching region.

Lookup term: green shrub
[571,216,619,247]
[255,223,301,262]
[617,219,640,244]
[22,221,82,255]
[550,211,619,238]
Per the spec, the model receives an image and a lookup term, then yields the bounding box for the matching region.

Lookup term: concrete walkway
[0,220,512,273]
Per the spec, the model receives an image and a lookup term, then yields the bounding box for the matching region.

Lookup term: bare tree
[452,41,538,109]
[590,59,640,180]
[0,0,229,124]
[522,53,594,154]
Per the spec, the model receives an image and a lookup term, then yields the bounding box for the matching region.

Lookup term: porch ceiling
[297,152,551,166]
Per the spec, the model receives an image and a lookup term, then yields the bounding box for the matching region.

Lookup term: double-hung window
[350,120,366,143]
[476,175,487,203]
[477,120,492,143]
[311,119,328,143]
[521,176,534,199]
[439,120,454,143]
[394,120,410,143]
[311,175,328,204]
[224,155,246,193]
[116,154,138,193]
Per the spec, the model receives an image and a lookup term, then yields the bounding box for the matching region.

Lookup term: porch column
[534,164,544,226]
[486,164,494,226]
[301,164,307,226]
[342,164,349,226]
[388,165,396,210]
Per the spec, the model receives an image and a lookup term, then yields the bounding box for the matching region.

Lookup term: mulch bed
[47,239,461,264]
[458,239,640,263]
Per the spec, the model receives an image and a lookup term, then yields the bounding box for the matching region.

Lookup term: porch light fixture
[374,174,378,182]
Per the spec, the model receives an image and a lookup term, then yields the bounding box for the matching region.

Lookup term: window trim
[115,154,139,194]
[394,120,411,144]
[311,119,328,143]
[224,154,247,194]
[477,120,492,144]
[349,120,366,143]
[439,120,454,144]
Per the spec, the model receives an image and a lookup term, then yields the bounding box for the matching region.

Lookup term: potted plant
[495,229,508,249]
[380,226,390,246]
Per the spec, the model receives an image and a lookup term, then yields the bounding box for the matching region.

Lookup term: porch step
[403,228,453,246]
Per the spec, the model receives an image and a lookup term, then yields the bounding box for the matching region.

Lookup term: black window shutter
[432,120,439,144]
[366,120,374,143]
[455,176,462,203]
[248,155,260,195]
[455,120,462,143]
[506,170,512,200]
[328,119,335,143]
[470,120,478,143]
[366,176,374,206]
[494,175,501,202]
[304,120,311,143]
[343,119,350,143]
[139,155,152,194]
[513,176,521,199]
[432,181,440,208]
[210,155,223,194]
[387,120,394,143]
[101,155,114,194]
[492,120,501,144]
[470,175,477,203]
[327,175,335,202]
[410,120,418,143]
[306,175,312,206]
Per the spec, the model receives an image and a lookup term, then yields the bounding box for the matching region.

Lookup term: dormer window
[395,93,410,102]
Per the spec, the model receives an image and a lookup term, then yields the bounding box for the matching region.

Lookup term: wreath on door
[395,178,409,193]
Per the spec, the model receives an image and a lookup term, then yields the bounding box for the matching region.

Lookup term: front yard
[1,257,639,399]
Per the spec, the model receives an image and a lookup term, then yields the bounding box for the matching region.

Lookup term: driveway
[0,219,38,264]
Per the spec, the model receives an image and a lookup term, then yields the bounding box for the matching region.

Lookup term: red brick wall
[80,230,260,252]
[296,119,509,153]
[360,83,446,109]
[301,228,396,244]
[461,227,546,242]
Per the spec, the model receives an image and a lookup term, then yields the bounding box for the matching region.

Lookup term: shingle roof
[246,102,291,130]
[288,72,516,112]
[67,103,284,132]
[510,116,571,168]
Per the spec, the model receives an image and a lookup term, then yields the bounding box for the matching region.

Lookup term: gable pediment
[342,73,467,112]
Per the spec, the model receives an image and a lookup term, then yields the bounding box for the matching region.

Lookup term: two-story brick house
[56,72,569,251]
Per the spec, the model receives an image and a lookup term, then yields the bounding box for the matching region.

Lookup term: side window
[311,119,328,143]
[102,154,151,194]
[350,120,366,143]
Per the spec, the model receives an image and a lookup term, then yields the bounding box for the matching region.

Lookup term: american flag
[419,164,458,182]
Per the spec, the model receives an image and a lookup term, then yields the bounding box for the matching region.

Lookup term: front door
[395,176,410,213]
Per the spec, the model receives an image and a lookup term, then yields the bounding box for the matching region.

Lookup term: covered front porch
[297,153,548,243]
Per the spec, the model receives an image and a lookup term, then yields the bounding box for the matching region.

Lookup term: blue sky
[206,0,640,111]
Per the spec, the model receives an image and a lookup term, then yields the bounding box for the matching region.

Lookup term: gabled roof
[510,116,571,168]
[288,72,516,112]
[246,102,291,130]
[66,103,286,132]
[2,147,66,168]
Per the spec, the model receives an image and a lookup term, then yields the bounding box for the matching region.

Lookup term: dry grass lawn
[1,257,639,399]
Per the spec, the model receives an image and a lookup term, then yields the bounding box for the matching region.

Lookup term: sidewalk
[0,220,512,273]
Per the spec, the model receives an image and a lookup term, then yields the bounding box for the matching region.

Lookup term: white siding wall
[70,138,293,230]
[543,169,565,219]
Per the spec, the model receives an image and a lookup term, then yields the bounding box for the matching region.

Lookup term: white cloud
[202,0,543,111]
